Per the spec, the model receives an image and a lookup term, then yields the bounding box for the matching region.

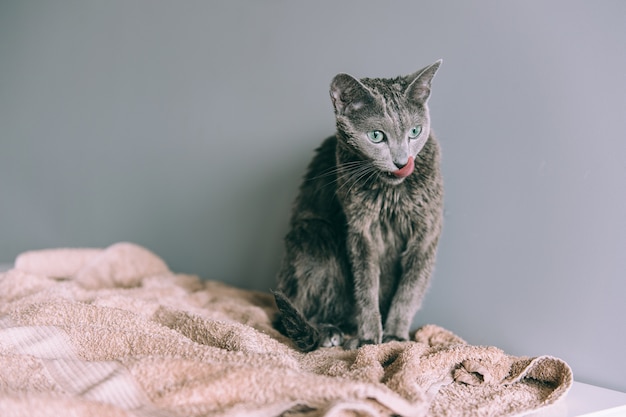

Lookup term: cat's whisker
[362,169,381,190]
[338,164,377,196]
[353,168,379,193]
[308,161,368,182]
[319,162,371,190]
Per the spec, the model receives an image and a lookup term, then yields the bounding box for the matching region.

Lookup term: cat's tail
[272,290,342,352]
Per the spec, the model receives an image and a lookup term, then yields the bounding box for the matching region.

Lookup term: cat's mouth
[390,156,415,179]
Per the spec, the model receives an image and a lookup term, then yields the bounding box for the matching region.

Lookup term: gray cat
[273,60,443,351]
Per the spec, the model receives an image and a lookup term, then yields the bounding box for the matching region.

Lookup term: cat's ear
[330,73,374,115]
[405,59,442,104]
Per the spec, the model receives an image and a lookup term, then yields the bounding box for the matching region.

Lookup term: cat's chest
[370,208,413,256]
[347,188,418,253]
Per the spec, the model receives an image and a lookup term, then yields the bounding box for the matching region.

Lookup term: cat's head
[330,60,441,184]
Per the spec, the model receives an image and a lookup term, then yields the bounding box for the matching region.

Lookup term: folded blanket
[0,242,572,417]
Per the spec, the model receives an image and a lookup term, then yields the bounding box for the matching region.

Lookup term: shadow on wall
[202,149,312,292]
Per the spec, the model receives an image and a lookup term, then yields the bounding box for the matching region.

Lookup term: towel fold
[0,242,572,417]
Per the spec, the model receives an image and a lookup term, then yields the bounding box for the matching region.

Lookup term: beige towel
[0,242,572,417]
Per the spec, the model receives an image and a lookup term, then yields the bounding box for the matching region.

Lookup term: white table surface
[528,381,626,416]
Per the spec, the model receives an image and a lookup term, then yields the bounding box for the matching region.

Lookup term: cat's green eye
[408,125,422,139]
[367,130,385,143]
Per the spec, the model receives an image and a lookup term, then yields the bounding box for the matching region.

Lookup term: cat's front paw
[343,338,376,350]
[318,324,343,348]
[382,334,408,343]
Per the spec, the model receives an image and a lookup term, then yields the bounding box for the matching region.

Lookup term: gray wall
[1,1,625,392]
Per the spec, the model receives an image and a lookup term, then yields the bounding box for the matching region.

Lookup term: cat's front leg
[383,240,437,342]
[344,229,383,349]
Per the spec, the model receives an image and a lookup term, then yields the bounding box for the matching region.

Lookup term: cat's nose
[392,156,415,178]
[394,159,409,169]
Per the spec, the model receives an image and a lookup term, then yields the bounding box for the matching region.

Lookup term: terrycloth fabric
[0,242,572,417]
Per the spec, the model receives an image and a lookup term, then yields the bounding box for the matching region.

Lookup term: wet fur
[274,61,444,351]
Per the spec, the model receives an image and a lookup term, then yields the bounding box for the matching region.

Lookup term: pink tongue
[392,156,415,178]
